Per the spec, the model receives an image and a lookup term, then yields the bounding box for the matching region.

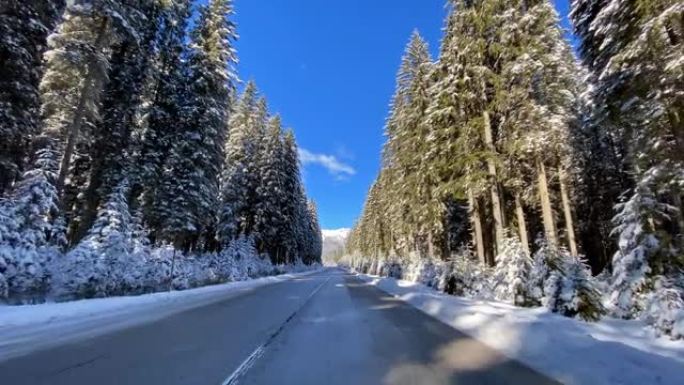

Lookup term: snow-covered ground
[355,272,684,385]
[0,269,322,362]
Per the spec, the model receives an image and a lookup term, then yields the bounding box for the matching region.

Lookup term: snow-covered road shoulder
[355,272,684,385]
[0,269,323,362]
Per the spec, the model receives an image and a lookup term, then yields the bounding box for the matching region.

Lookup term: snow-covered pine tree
[0,147,59,300]
[572,0,684,323]
[4,0,115,260]
[543,253,605,321]
[424,4,491,264]
[495,0,583,256]
[53,179,145,298]
[609,177,670,318]
[570,75,633,272]
[529,239,605,320]
[69,1,161,244]
[0,0,65,194]
[305,200,323,264]
[219,82,258,245]
[382,31,434,257]
[38,0,146,198]
[640,276,684,339]
[156,0,237,251]
[242,97,270,239]
[280,130,305,263]
[253,116,286,257]
[492,235,532,306]
[135,0,191,243]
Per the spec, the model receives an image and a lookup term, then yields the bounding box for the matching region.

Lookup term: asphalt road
[0,269,559,385]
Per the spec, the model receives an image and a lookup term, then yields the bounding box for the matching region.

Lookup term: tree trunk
[468,189,486,264]
[515,194,530,255]
[537,159,558,246]
[427,232,435,258]
[56,17,110,196]
[483,110,505,256]
[559,168,578,256]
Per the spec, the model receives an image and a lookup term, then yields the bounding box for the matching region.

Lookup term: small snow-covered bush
[640,276,684,339]
[493,236,531,306]
[403,258,442,288]
[441,250,492,298]
[0,245,53,302]
[378,257,404,279]
[528,241,565,304]
[529,242,604,321]
[543,254,605,321]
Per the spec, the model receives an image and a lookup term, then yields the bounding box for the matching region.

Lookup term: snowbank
[356,273,684,385]
[0,268,322,362]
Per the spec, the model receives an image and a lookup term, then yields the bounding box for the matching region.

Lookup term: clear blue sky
[232,0,573,229]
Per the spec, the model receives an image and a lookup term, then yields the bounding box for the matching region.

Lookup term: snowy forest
[0,0,322,303]
[346,0,684,339]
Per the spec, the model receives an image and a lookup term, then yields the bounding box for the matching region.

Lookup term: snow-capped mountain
[321,228,350,257]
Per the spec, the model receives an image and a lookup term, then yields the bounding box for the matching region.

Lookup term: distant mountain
[322,228,350,258]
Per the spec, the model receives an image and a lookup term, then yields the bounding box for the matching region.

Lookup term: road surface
[0,269,558,385]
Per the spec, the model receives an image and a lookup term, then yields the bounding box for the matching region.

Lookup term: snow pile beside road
[0,269,322,362]
[357,273,684,385]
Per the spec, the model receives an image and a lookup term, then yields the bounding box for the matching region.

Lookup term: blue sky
[233,0,573,229]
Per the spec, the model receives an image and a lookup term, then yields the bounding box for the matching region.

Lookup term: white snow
[0,269,322,362]
[321,228,350,258]
[355,272,684,385]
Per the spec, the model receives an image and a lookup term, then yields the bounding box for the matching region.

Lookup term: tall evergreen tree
[383,31,435,257]
[253,116,286,257]
[0,0,65,195]
[157,0,237,250]
[70,0,161,244]
[135,0,191,242]
[572,0,684,314]
[219,82,259,245]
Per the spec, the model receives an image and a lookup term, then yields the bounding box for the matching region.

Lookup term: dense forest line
[0,0,321,302]
[346,0,683,338]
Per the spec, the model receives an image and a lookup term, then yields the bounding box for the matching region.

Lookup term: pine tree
[53,179,144,298]
[38,0,145,198]
[0,148,59,299]
[570,75,633,272]
[135,0,191,242]
[306,200,323,264]
[253,116,286,257]
[0,0,65,195]
[609,178,668,318]
[383,31,435,258]
[543,253,605,321]
[492,235,532,305]
[70,1,161,244]
[572,0,684,316]
[281,130,305,263]
[219,82,259,245]
[157,0,237,250]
